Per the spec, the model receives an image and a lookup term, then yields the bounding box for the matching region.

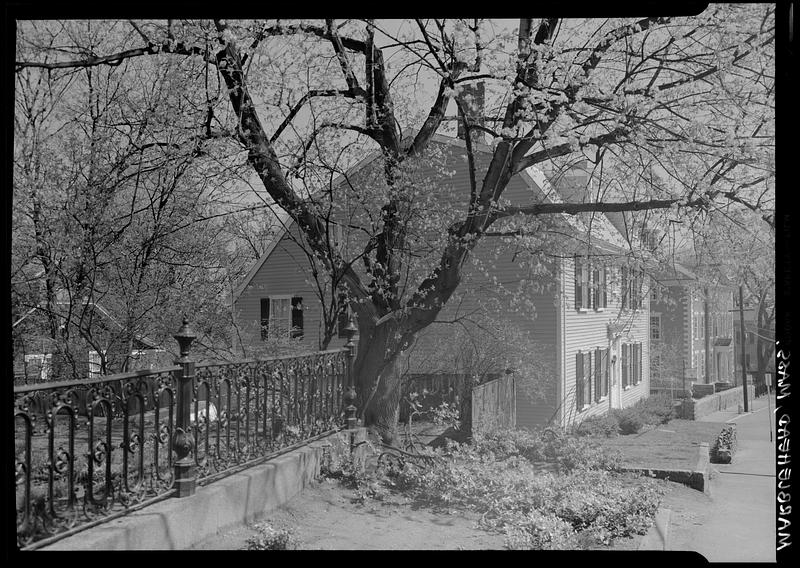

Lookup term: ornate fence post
[342,316,358,432]
[172,317,197,497]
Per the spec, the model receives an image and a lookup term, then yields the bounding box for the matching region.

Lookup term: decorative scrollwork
[92,441,108,465]
[54,447,71,476]
[127,433,142,454]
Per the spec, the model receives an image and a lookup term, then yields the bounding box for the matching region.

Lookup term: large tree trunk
[351,320,406,445]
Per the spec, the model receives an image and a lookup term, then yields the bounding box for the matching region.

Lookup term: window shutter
[260,298,270,339]
[585,351,592,405]
[621,344,629,388]
[575,257,583,309]
[591,266,599,309]
[291,297,304,339]
[601,349,609,398]
[601,267,607,308]
[576,351,584,409]
[637,343,643,384]
[594,348,602,402]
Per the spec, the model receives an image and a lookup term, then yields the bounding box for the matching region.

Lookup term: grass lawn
[589,419,726,470]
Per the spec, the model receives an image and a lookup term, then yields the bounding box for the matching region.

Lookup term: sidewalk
[654,394,776,561]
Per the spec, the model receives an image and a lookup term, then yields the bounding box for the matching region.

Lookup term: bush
[381,428,660,549]
[612,407,644,435]
[504,511,578,550]
[244,522,298,550]
[574,415,620,437]
[635,394,677,425]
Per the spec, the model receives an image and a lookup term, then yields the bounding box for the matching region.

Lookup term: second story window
[574,257,607,310]
[621,267,643,310]
[261,296,304,339]
[650,314,662,341]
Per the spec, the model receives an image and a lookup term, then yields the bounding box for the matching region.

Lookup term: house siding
[234,224,348,352]
[560,258,650,429]
[233,136,636,432]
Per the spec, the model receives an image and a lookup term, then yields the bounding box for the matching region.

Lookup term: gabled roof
[233,133,633,301]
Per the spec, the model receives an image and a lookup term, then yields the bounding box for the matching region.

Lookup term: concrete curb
[41,429,366,551]
[622,441,712,493]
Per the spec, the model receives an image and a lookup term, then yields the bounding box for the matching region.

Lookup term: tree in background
[15,9,775,441]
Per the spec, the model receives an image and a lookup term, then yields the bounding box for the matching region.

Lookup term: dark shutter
[291,297,304,339]
[636,343,642,384]
[594,348,602,402]
[576,351,584,409]
[601,348,609,397]
[585,351,592,405]
[621,344,629,388]
[601,267,607,308]
[260,299,270,339]
[575,257,583,309]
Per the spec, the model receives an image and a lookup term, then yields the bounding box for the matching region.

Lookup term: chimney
[456,82,485,144]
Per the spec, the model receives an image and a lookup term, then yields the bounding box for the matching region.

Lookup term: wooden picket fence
[471,374,516,434]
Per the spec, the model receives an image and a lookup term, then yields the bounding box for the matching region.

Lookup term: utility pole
[738,285,750,412]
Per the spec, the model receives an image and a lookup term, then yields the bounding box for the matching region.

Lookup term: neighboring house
[648,264,736,390]
[12,294,167,384]
[233,132,651,431]
[732,297,776,389]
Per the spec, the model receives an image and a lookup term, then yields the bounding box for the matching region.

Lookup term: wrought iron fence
[14,320,353,549]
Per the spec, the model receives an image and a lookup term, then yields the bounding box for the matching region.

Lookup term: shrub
[244,522,298,550]
[574,415,620,437]
[504,511,578,550]
[635,394,677,425]
[471,427,545,462]
[378,427,662,549]
[612,407,644,435]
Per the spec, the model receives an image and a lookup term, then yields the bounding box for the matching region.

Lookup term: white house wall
[559,257,651,429]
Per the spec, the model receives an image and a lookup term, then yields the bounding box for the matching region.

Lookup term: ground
[189,417,716,551]
[190,477,507,550]
[190,469,706,551]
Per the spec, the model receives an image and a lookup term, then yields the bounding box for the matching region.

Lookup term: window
[650,314,662,341]
[594,347,608,402]
[260,296,304,339]
[574,257,607,310]
[24,353,52,382]
[621,267,643,310]
[621,343,642,387]
[88,350,102,379]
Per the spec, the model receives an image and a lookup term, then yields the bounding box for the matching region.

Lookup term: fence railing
[14,318,356,549]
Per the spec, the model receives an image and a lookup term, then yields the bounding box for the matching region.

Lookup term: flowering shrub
[382,428,662,549]
[574,415,620,437]
[244,522,298,550]
[611,407,645,435]
[635,394,678,425]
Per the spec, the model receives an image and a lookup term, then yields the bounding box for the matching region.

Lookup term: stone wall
[680,385,756,420]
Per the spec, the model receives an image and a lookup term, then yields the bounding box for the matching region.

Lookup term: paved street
[665,394,776,562]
